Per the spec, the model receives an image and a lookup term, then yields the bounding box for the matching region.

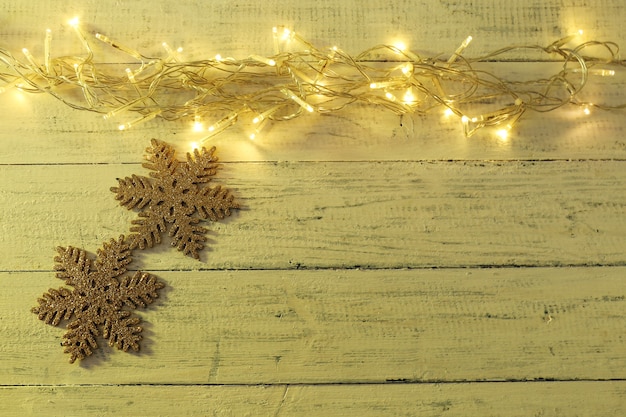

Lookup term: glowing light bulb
[370,81,400,89]
[21,48,40,71]
[461,35,473,48]
[250,54,276,66]
[44,29,52,74]
[583,105,591,115]
[95,32,143,60]
[592,69,615,77]
[495,128,509,140]
[444,108,455,117]
[448,35,473,64]
[282,27,292,41]
[203,111,240,140]
[193,120,204,132]
[68,17,80,28]
[402,89,417,104]
[393,41,407,51]
[118,110,161,130]
[125,68,136,83]
[281,88,314,113]
[252,105,281,125]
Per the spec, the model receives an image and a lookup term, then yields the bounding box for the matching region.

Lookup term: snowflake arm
[95,236,132,279]
[54,246,91,288]
[128,211,167,250]
[110,174,155,210]
[143,138,178,177]
[184,145,218,184]
[103,310,143,352]
[168,215,208,259]
[196,185,240,221]
[31,287,79,326]
[63,319,99,364]
[118,271,165,309]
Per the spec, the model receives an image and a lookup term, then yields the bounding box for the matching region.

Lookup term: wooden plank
[2,0,624,58]
[1,382,626,417]
[4,267,625,385]
[2,160,626,270]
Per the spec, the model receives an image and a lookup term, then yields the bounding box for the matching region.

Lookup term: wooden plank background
[1,0,625,415]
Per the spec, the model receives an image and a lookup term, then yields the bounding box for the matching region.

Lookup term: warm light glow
[125,68,136,83]
[44,29,52,73]
[21,48,38,69]
[281,88,314,113]
[448,35,473,64]
[2,23,624,139]
[393,41,407,51]
[279,27,292,41]
[250,54,276,66]
[402,89,417,104]
[193,121,204,132]
[370,81,398,89]
[592,69,615,77]
[118,111,161,131]
[495,128,509,140]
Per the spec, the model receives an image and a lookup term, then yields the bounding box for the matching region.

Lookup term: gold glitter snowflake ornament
[111,139,239,259]
[32,237,164,363]
[33,139,240,363]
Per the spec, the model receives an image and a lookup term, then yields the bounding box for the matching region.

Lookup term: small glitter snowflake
[32,236,164,363]
[111,139,239,259]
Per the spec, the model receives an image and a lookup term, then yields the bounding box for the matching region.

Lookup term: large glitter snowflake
[111,139,239,259]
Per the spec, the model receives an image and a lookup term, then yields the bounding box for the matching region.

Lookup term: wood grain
[2,160,626,270]
[2,0,624,58]
[2,382,626,417]
[4,268,625,385]
[2,0,626,415]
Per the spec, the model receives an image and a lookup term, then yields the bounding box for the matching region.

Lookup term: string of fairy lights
[0,17,625,142]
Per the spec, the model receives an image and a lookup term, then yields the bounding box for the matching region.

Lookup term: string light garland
[1,18,625,142]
